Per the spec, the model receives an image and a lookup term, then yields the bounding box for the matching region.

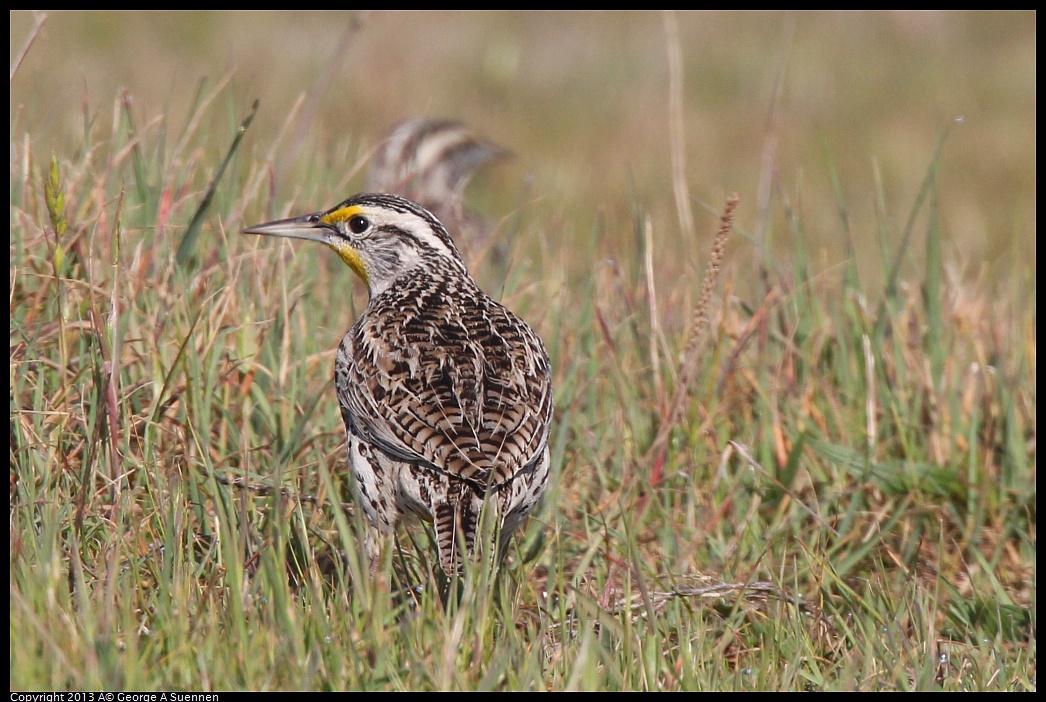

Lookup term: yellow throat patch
[321,205,369,286]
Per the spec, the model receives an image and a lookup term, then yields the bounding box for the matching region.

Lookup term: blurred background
[11,11,1036,287]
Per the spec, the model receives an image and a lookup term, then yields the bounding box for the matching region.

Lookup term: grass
[10,11,1035,691]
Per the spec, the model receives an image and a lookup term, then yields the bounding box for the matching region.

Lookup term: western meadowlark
[245,193,553,576]
[365,118,510,261]
[365,119,508,222]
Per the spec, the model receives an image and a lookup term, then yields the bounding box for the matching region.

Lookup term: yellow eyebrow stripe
[320,204,364,226]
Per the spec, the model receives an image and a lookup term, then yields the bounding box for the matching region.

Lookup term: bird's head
[244,193,467,296]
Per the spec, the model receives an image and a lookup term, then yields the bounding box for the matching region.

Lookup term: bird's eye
[348,215,370,234]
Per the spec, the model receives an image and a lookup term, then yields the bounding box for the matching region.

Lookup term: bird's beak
[242,214,334,244]
[244,211,371,286]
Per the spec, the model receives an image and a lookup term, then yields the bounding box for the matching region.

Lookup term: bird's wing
[340,279,551,492]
